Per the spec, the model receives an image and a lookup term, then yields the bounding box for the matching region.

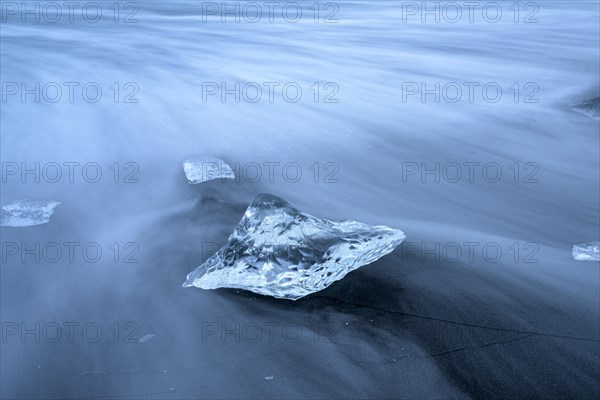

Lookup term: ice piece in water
[0,200,61,227]
[183,157,235,184]
[572,242,600,261]
[571,97,599,120]
[183,193,405,300]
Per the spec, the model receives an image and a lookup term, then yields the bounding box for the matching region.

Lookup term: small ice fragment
[1,200,60,227]
[571,97,599,120]
[138,334,156,343]
[264,376,274,380]
[183,193,405,300]
[572,242,600,261]
[183,157,235,184]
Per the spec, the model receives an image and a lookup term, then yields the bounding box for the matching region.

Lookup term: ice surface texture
[571,97,599,120]
[183,194,405,300]
[183,157,235,184]
[0,200,61,227]
[572,242,600,261]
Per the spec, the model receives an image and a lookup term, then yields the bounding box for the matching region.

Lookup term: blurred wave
[1,1,599,398]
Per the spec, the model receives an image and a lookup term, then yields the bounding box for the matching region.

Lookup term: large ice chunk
[572,242,600,261]
[571,97,599,120]
[1,200,61,227]
[183,193,405,300]
[183,157,235,184]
